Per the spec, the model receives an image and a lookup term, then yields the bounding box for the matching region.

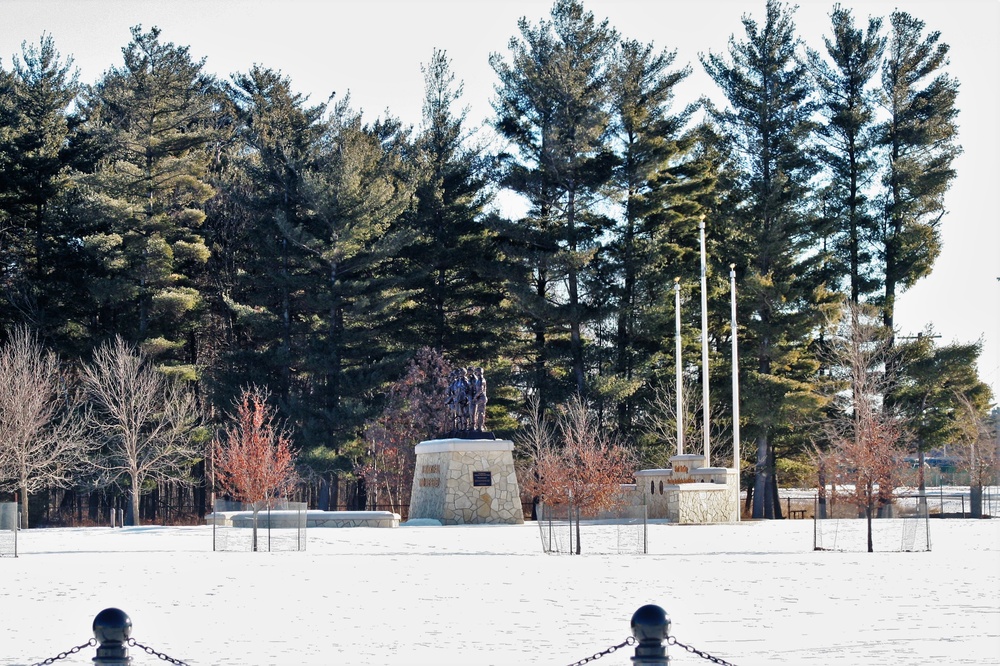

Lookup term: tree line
[0,0,993,524]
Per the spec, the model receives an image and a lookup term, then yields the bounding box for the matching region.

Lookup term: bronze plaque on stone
[472,471,492,487]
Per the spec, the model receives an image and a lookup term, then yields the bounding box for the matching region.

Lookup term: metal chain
[668,635,739,665]
[565,636,636,666]
[127,638,191,665]
[30,638,97,666]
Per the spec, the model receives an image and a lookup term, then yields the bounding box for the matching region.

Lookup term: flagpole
[730,263,741,522]
[699,215,710,466]
[675,277,683,456]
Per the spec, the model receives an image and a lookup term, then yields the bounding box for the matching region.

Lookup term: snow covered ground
[2,514,998,666]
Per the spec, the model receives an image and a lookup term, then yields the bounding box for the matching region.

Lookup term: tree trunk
[566,189,585,395]
[971,485,983,519]
[17,485,29,529]
[866,486,874,553]
[753,434,767,518]
[574,503,582,555]
[318,476,330,511]
[817,463,828,519]
[769,448,782,519]
[129,475,141,526]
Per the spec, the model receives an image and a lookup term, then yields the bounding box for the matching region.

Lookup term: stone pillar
[668,454,705,482]
[409,438,524,525]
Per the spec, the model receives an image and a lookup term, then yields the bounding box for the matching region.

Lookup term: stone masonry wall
[670,482,738,523]
[635,466,739,523]
[409,439,524,525]
[409,451,452,522]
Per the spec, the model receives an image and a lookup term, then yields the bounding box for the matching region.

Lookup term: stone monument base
[409,438,524,525]
[635,454,739,523]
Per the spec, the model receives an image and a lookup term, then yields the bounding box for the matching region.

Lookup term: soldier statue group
[446,367,487,432]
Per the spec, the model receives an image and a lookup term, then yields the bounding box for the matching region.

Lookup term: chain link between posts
[668,635,739,665]
[28,637,190,666]
[128,638,191,665]
[29,638,97,666]
[565,636,636,665]
[567,634,738,666]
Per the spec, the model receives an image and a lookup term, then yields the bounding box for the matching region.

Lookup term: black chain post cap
[631,605,669,642]
[630,605,670,665]
[92,608,133,665]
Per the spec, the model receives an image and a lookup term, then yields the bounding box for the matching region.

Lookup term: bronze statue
[444,365,488,433]
[472,367,487,431]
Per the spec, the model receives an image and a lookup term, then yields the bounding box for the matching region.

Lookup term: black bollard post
[630,604,670,665]
[92,608,133,665]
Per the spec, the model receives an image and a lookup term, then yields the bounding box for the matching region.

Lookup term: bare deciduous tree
[640,375,730,469]
[213,385,296,550]
[518,394,635,553]
[82,337,202,526]
[360,348,452,513]
[821,303,906,551]
[951,391,998,518]
[0,327,89,528]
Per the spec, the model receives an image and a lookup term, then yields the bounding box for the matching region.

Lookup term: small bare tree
[518,394,635,553]
[641,375,730,468]
[82,337,202,526]
[0,327,89,528]
[514,392,557,519]
[952,390,998,518]
[213,386,296,550]
[821,303,906,552]
[360,348,452,513]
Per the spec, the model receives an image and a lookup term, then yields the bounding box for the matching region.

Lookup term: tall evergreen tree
[808,6,885,304]
[286,103,416,476]
[491,0,617,402]
[701,0,827,518]
[877,11,961,334]
[395,49,506,361]
[893,336,992,483]
[0,35,83,345]
[209,66,327,406]
[598,37,708,436]
[75,26,217,379]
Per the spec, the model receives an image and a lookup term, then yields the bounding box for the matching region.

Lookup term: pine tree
[807,6,885,304]
[701,0,828,518]
[286,103,417,476]
[208,65,327,406]
[75,26,217,379]
[599,37,708,436]
[491,0,617,401]
[877,11,961,334]
[893,335,992,488]
[395,49,506,361]
[0,35,84,345]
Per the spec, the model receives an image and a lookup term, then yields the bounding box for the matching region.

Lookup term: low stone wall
[669,483,738,523]
[208,510,400,528]
[635,461,739,523]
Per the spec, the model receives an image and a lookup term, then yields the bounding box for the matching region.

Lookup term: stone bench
[207,510,400,528]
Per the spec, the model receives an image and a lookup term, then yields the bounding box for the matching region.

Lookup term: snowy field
[2,515,998,666]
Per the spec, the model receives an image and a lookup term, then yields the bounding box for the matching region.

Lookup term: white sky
[2,0,998,400]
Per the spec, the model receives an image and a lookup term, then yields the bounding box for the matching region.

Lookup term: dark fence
[30,605,738,666]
